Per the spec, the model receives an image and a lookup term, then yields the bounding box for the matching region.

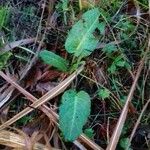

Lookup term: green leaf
[98,22,106,35]
[98,88,110,100]
[108,63,117,74]
[65,8,100,57]
[39,50,68,72]
[17,115,32,125]
[114,55,131,69]
[119,138,132,150]
[84,128,95,139]
[0,6,10,29]
[102,43,117,53]
[116,60,126,67]
[61,0,68,11]
[108,55,131,74]
[59,89,91,141]
[0,52,12,70]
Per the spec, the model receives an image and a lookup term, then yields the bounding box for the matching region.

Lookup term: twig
[0,130,60,150]
[0,38,36,52]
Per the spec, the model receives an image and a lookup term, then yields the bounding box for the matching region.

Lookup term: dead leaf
[35,82,58,94]
[39,70,61,82]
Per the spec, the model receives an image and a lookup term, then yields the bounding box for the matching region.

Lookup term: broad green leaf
[39,50,68,72]
[59,89,91,141]
[124,61,131,70]
[17,115,32,125]
[98,88,110,100]
[114,55,124,63]
[0,52,12,70]
[115,56,131,69]
[120,96,127,106]
[65,8,100,57]
[116,19,134,32]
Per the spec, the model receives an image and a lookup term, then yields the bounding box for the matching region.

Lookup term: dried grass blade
[79,134,103,150]
[0,130,60,150]
[0,85,14,108]
[1,38,35,51]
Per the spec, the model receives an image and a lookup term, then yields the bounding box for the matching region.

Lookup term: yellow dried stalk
[0,130,60,150]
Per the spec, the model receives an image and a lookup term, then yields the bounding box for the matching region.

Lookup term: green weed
[0,5,10,29]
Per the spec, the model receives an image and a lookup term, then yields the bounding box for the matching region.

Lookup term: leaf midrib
[75,14,99,55]
[68,96,78,139]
